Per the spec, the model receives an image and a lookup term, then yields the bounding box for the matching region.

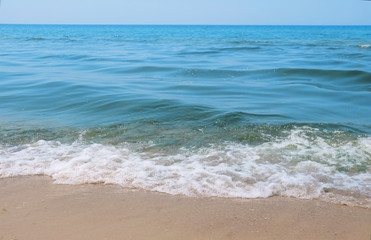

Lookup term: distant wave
[178,47,261,55]
[178,50,221,55]
[29,37,45,41]
[219,46,261,51]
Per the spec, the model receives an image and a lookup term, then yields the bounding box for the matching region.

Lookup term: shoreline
[1,176,370,240]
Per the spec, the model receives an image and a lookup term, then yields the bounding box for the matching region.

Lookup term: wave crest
[1,127,370,207]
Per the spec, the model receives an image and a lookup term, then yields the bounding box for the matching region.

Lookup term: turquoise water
[0,25,370,206]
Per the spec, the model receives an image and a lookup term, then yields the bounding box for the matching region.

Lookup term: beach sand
[0,176,370,240]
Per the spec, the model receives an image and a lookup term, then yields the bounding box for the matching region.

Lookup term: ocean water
[0,25,370,207]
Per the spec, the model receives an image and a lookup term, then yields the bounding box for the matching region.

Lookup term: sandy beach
[0,176,370,240]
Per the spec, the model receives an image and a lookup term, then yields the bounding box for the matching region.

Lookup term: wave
[219,46,261,51]
[178,47,261,56]
[29,37,45,41]
[26,36,78,42]
[229,40,271,46]
[25,36,81,42]
[0,127,370,207]
[39,54,96,61]
[176,68,252,78]
[173,67,371,88]
[1,64,370,131]
[274,68,371,86]
[178,50,221,55]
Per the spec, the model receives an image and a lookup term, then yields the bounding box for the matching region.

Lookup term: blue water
[0,25,370,206]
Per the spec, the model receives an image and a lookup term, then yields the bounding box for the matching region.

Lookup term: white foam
[358,44,371,48]
[0,128,370,207]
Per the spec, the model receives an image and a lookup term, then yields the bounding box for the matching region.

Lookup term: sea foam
[1,127,370,207]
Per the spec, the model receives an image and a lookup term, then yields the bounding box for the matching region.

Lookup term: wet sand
[0,176,370,240]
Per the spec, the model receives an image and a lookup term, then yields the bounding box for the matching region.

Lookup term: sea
[0,25,370,207]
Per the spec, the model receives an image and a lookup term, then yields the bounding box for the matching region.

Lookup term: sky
[0,0,370,25]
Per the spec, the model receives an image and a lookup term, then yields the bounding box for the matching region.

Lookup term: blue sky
[0,0,370,25]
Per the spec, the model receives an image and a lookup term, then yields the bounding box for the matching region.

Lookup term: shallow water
[0,25,370,206]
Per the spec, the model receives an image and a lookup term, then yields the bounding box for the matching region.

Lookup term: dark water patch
[327,47,343,50]
[178,50,221,55]
[177,46,261,56]
[123,66,179,74]
[276,68,371,85]
[39,53,94,61]
[176,68,251,79]
[219,46,261,51]
[22,36,84,43]
[58,36,79,42]
[95,66,178,75]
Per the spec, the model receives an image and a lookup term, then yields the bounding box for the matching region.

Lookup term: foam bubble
[0,128,370,207]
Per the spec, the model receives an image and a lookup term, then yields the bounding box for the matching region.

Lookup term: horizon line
[1,23,371,26]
